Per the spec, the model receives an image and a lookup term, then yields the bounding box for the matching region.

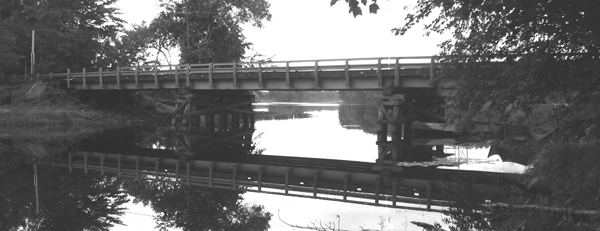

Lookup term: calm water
[0,103,524,231]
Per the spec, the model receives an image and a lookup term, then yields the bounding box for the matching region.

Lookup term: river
[0,102,526,231]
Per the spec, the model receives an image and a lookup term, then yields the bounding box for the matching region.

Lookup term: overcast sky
[117,0,451,62]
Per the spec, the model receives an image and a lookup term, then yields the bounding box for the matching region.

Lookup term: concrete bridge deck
[23,56,455,91]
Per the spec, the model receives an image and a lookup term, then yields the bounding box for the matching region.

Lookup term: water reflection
[3,102,582,230]
[254,102,338,121]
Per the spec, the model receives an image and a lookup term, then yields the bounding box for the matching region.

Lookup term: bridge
[1,147,516,213]
[15,56,455,91]
[1,56,503,191]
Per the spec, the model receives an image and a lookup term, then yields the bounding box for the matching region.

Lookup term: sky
[112,1,466,230]
[116,0,451,62]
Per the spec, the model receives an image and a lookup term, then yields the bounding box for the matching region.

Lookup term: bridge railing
[2,56,439,89]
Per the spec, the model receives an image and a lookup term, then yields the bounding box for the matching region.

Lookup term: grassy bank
[0,80,170,132]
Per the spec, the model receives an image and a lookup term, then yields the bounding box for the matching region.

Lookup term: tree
[329,0,380,17]
[333,0,600,128]
[123,178,272,231]
[0,21,20,74]
[151,0,272,64]
[0,163,129,231]
[100,23,155,67]
[0,0,130,75]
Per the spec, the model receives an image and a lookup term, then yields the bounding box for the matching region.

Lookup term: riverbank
[0,80,172,135]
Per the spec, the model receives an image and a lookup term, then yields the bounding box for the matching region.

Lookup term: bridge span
[25,56,455,91]
[7,149,516,213]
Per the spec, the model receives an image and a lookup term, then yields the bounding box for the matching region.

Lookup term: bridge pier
[171,90,255,157]
[376,88,459,165]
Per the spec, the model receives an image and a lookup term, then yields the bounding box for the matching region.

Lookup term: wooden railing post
[232,62,237,88]
[258,63,263,88]
[186,162,191,187]
[134,64,139,88]
[83,152,88,173]
[377,58,382,87]
[100,154,105,176]
[153,65,158,88]
[314,60,319,88]
[285,61,290,88]
[208,162,214,188]
[36,73,40,81]
[68,152,72,172]
[232,165,238,190]
[394,58,400,87]
[208,63,214,88]
[392,178,397,206]
[99,67,103,89]
[375,177,380,205]
[82,68,87,89]
[284,169,290,194]
[174,65,179,88]
[427,181,432,210]
[430,56,435,83]
[343,174,349,201]
[116,67,121,89]
[258,166,264,192]
[66,69,71,88]
[344,59,350,87]
[175,161,180,180]
[117,155,122,176]
[312,171,319,197]
[185,63,190,88]
[49,73,53,81]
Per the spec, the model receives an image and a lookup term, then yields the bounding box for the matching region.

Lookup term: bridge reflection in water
[11,122,513,214]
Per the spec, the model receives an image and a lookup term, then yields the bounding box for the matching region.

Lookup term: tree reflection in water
[0,161,128,231]
[124,177,271,231]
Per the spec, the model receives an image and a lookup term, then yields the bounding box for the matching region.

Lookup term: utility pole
[31,30,35,75]
[33,163,39,214]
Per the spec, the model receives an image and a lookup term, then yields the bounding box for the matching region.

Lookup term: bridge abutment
[376,88,459,167]
[78,90,141,109]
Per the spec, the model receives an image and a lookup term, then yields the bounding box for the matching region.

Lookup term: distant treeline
[253,91,382,103]
[338,91,379,104]
[253,91,340,102]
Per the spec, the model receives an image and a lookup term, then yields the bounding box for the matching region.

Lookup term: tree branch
[483,203,600,216]
[277,210,352,231]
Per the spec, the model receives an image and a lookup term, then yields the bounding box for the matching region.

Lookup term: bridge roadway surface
[30,56,456,91]
[27,149,516,213]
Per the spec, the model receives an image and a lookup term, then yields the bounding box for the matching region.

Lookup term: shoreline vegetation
[0,80,172,136]
[0,82,376,132]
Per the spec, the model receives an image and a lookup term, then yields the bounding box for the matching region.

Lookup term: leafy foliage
[150,0,272,64]
[334,0,600,126]
[0,0,132,75]
[404,0,600,123]
[0,163,129,231]
[124,179,272,231]
[330,0,379,17]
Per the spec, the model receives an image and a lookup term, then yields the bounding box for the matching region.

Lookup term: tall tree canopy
[150,0,272,64]
[0,0,132,75]
[333,0,600,126]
